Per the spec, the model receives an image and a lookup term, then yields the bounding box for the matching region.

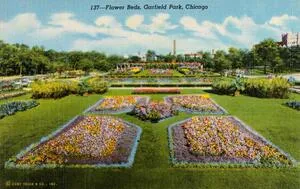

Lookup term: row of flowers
[130,100,178,122]
[149,69,173,75]
[112,67,142,75]
[169,116,295,167]
[132,88,181,94]
[109,77,214,84]
[165,95,226,114]
[6,116,142,168]
[86,95,226,116]
[0,91,26,100]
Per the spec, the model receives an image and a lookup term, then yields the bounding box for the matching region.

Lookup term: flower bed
[0,91,26,100]
[0,100,39,119]
[130,100,178,122]
[132,88,181,94]
[149,69,173,76]
[0,80,22,91]
[85,96,149,114]
[6,116,142,168]
[165,95,226,114]
[169,116,295,167]
[130,67,142,74]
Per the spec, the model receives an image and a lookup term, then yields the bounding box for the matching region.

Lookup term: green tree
[213,50,231,72]
[253,39,282,74]
[128,56,141,63]
[202,52,214,69]
[228,47,243,69]
[79,58,93,73]
[146,50,156,62]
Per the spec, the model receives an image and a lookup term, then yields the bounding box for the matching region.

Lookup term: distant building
[184,52,203,59]
[137,52,147,62]
[281,32,300,47]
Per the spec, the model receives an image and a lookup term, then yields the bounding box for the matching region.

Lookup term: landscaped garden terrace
[0,84,300,188]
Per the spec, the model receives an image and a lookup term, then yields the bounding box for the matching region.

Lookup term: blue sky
[1,0,300,55]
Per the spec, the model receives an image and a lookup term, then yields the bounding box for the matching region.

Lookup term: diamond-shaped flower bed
[129,100,178,123]
[165,95,227,114]
[169,116,295,167]
[84,96,150,114]
[6,116,141,168]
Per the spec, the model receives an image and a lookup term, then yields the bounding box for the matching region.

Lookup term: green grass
[0,89,300,189]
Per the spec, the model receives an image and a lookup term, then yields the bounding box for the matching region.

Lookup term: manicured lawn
[0,89,299,188]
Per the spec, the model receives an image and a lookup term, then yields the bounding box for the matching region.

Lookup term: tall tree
[213,50,231,72]
[146,50,156,62]
[227,47,243,69]
[253,39,282,74]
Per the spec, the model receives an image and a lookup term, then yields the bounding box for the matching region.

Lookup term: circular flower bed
[169,116,294,167]
[130,100,178,122]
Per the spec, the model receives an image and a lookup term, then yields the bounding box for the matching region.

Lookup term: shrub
[77,81,91,96]
[31,81,78,99]
[0,100,39,119]
[87,78,108,94]
[285,101,300,110]
[212,78,236,95]
[244,77,290,98]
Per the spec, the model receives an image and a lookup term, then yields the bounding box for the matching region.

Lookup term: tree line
[212,39,300,74]
[0,40,124,76]
[139,39,300,74]
[0,38,300,76]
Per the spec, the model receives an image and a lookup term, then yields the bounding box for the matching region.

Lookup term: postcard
[0,0,299,188]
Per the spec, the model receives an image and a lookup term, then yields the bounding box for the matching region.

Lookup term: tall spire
[173,40,176,56]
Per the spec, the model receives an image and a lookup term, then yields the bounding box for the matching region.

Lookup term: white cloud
[126,14,144,30]
[0,13,41,39]
[125,13,177,34]
[179,16,218,39]
[269,14,298,26]
[95,16,122,28]
[179,14,299,48]
[1,12,299,54]
[146,13,178,33]
[37,12,100,38]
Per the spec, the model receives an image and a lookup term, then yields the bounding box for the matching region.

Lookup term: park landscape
[1,9,300,188]
[0,42,300,188]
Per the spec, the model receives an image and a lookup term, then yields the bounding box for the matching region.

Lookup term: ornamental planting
[169,116,295,167]
[149,69,173,75]
[165,95,226,114]
[6,116,141,168]
[130,100,178,122]
[132,88,181,94]
[85,96,149,114]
